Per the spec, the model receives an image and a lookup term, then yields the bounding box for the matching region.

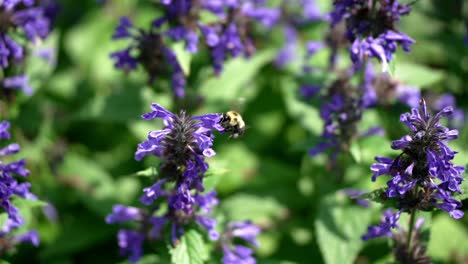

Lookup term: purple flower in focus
[110,17,187,98]
[107,103,227,262]
[0,121,40,252]
[221,221,261,264]
[0,121,36,227]
[365,99,465,240]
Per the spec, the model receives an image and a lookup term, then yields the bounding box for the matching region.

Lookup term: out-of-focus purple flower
[106,205,143,224]
[308,69,378,160]
[153,0,279,74]
[221,221,261,264]
[362,209,401,240]
[365,99,465,240]
[275,26,298,67]
[42,202,59,223]
[392,217,431,263]
[118,230,144,262]
[362,62,421,108]
[331,0,413,69]
[299,84,321,99]
[344,189,370,207]
[2,75,34,95]
[432,94,465,129]
[110,17,187,97]
[0,0,54,95]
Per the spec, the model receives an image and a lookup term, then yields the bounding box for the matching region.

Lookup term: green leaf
[428,214,468,260]
[349,142,362,164]
[387,54,397,77]
[170,229,208,264]
[280,77,322,134]
[199,49,275,104]
[76,85,146,123]
[221,194,286,225]
[40,215,114,260]
[394,62,444,88]
[315,192,372,264]
[58,153,117,216]
[134,167,159,178]
[172,42,191,76]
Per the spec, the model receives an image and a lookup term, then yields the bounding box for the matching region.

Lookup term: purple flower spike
[110,18,187,98]
[364,99,465,240]
[0,1,54,95]
[331,0,413,69]
[0,120,39,249]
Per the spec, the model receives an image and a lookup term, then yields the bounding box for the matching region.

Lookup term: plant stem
[406,210,416,252]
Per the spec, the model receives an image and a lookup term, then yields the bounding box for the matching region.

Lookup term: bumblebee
[220,111,246,138]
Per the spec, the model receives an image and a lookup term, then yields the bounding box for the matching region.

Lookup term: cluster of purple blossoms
[110,17,187,98]
[330,0,415,70]
[106,191,219,262]
[158,0,280,74]
[0,0,55,96]
[106,103,261,263]
[363,211,431,262]
[0,121,39,252]
[363,99,465,240]
[307,68,382,161]
[111,1,280,96]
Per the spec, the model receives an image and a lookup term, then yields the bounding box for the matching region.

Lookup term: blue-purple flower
[274,0,324,68]
[365,99,465,240]
[106,103,226,262]
[0,121,40,251]
[221,221,261,264]
[0,0,55,95]
[308,69,382,160]
[110,17,187,98]
[330,0,414,69]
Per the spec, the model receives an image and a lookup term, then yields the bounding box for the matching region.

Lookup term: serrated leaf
[315,192,371,264]
[170,229,208,264]
[172,42,191,76]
